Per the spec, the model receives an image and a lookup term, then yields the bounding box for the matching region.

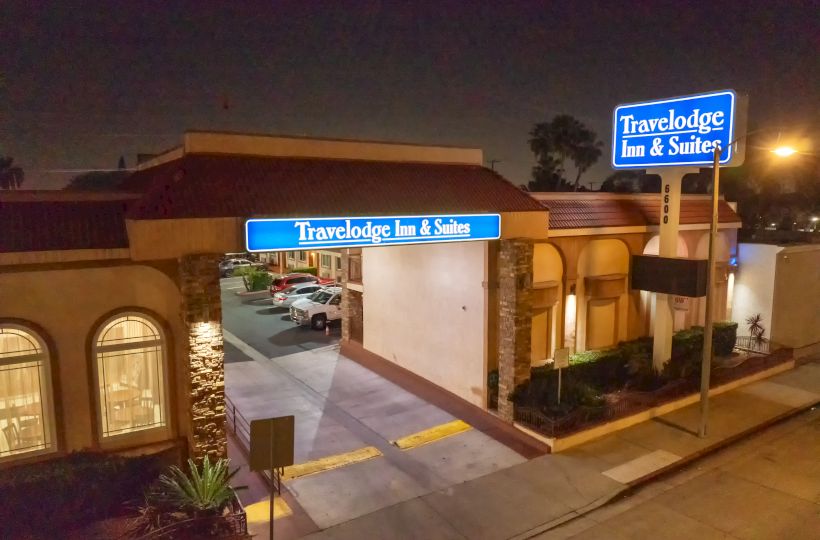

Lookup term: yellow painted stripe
[282,446,383,481]
[244,497,293,523]
[392,419,472,450]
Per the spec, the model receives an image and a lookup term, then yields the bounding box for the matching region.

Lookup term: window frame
[0,323,58,463]
[91,311,171,446]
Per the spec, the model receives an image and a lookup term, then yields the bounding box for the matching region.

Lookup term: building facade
[1,131,746,468]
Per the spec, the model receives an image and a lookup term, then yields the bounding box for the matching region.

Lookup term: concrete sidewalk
[306,360,819,540]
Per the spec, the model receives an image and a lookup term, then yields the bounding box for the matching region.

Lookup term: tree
[600,170,638,193]
[527,115,603,192]
[64,156,129,191]
[0,157,24,190]
[63,170,129,191]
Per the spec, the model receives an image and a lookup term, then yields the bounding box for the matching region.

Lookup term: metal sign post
[554,348,570,405]
[250,416,295,540]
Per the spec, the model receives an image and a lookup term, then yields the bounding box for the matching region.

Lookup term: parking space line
[283,446,383,481]
[244,496,293,522]
[391,419,472,450]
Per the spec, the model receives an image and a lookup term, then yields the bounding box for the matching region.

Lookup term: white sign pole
[647,167,697,371]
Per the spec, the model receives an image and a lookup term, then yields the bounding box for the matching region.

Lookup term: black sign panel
[631,255,708,297]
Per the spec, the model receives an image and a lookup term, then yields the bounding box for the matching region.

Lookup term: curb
[516,398,819,539]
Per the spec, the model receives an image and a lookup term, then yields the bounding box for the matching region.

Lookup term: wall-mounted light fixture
[564,284,577,352]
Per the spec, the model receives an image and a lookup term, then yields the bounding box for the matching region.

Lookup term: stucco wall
[0,264,186,455]
[732,243,781,341]
[771,245,820,350]
[362,241,488,407]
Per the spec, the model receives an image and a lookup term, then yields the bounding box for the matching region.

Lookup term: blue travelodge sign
[612,90,737,168]
[245,214,502,251]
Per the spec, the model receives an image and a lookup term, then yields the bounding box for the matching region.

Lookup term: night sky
[2,1,818,190]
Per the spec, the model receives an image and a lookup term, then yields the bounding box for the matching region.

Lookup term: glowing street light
[771,146,798,157]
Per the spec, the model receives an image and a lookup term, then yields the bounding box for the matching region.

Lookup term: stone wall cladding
[179,253,227,461]
[497,239,534,422]
[340,251,351,342]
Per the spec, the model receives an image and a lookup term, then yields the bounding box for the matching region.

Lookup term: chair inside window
[2,423,20,450]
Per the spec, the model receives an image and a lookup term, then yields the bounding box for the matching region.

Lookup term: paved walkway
[302,359,819,539]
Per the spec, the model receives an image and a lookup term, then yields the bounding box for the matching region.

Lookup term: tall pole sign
[612,90,738,169]
[612,90,739,370]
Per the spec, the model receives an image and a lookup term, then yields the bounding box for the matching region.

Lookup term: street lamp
[698,139,798,438]
[772,146,798,157]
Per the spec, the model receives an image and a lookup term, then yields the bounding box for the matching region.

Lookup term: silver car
[271,283,324,308]
[219,258,253,277]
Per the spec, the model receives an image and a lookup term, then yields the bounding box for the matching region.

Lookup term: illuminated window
[93,314,167,439]
[0,325,56,460]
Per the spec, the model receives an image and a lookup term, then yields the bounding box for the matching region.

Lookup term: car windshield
[281,286,298,295]
[273,278,283,286]
[310,290,333,304]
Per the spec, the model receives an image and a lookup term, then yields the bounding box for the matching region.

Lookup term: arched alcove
[575,240,630,352]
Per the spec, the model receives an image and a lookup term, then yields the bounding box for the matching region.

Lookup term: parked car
[219,258,254,277]
[270,273,334,294]
[290,287,342,330]
[271,283,324,308]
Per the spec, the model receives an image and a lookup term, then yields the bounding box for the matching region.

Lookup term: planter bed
[513,347,793,450]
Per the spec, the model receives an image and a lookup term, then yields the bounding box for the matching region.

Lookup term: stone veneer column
[340,250,351,342]
[497,239,534,422]
[179,253,226,461]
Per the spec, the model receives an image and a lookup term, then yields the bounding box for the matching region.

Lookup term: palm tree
[0,157,25,190]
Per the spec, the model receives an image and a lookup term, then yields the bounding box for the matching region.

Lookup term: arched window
[93,313,168,438]
[0,325,56,459]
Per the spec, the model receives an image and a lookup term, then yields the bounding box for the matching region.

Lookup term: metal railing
[225,394,284,495]
[735,335,772,354]
[133,495,248,539]
[225,394,251,450]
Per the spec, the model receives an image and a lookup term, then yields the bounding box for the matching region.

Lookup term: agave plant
[147,456,243,515]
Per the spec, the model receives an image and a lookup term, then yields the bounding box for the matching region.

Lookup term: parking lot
[221,276,340,359]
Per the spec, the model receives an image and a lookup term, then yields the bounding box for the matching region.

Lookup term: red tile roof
[531,194,740,230]
[125,154,545,220]
[0,192,138,253]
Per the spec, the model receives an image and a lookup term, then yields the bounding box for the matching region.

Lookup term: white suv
[290,287,342,330]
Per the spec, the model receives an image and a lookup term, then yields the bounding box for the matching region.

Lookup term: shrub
[713,321,738,356]
[622,337,662,390]
[146,456,242,515]
[568,348,629,392]
[0,450,175,537]
[487,370,499,408]
[291,267,318,276]
[487,369,499,391]
[236,266,273,291]
[511,372,604,416]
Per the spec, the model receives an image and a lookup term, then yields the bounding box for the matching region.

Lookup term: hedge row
[520,321,739,399]
[0,449,178,537]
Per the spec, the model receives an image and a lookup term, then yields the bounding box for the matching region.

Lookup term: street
[538,406,820,539]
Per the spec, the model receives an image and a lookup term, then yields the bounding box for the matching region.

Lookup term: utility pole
[488,159,502,171]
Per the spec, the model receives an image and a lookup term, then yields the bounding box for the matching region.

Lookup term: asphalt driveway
[221,276,340,358]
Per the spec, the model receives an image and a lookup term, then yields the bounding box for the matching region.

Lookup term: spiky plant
[745,313,766,342]
[147,456,243,515]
